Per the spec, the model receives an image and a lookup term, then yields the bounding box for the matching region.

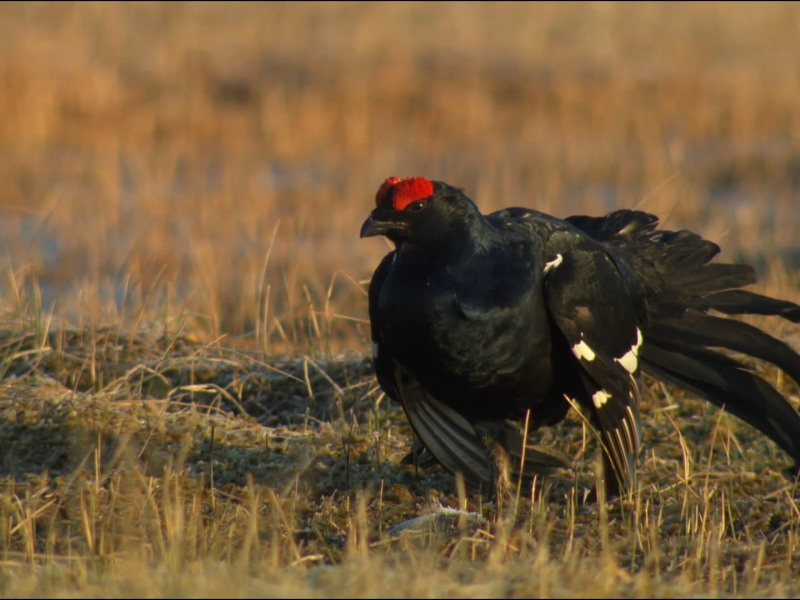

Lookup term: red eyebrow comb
[375,176,434,211]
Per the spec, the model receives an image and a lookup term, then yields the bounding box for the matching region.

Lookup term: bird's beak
[359,215,382,238]
[360,206,407,239]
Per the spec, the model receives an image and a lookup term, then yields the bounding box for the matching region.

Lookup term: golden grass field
[1,2,800,596]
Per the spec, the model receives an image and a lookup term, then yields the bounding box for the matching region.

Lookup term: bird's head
[360,176,482,248]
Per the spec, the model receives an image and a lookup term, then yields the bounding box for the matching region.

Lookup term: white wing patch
[544,254,563,274]
[592,390,610,408]
[372,341,379,359]
[572,339,596,362]
[614,328,643,374]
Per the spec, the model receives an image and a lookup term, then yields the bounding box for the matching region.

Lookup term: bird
[361,175,800,503]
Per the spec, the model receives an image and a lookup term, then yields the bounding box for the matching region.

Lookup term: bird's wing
[400,421,572,483]
[543,249,645,494]
[394,364,570,486]
[393,363,495,485]
[368,252,400,398]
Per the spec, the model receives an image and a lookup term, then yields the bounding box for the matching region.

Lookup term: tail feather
[685,290,800,322]
[647,230,722,271]
[648,312,800,387]
[565,210,659,243]
[641,343,800,471]
[637,223,800,474]
[666,264,757,295]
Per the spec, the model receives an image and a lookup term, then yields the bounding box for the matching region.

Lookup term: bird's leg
[583,449,624,505]
[600,450,622,501]
[413,435,420,480]
[479,434,513,516]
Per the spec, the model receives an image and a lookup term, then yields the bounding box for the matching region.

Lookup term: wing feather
[544,249,644,494]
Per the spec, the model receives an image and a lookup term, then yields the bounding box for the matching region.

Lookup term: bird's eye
[405,200,426,212]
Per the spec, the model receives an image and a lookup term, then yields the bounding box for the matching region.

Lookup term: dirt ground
[2,2,800,596]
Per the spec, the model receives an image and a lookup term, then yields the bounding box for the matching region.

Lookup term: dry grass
[1,2,800,596]
[2,303,800,597]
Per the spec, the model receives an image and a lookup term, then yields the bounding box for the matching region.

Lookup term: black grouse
[361,176,800,502]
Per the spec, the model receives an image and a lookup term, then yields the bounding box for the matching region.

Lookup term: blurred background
[0,2,798,353]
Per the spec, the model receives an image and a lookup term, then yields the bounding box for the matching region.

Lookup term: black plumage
[361,176,800,501]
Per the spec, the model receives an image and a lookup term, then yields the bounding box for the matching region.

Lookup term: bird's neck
[399,214,493,264]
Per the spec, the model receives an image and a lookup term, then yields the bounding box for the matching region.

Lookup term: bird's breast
[376,256,554,419]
